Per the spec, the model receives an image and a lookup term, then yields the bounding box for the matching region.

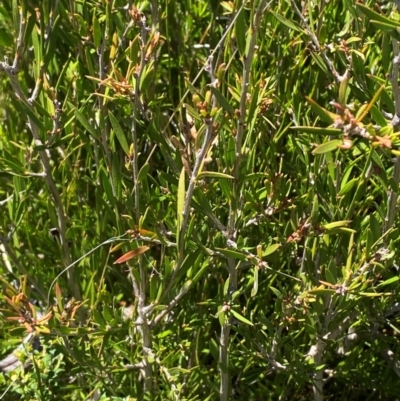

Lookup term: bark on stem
[220,2,269,400]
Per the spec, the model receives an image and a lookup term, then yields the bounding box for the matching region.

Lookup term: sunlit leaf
[312,140,343,154]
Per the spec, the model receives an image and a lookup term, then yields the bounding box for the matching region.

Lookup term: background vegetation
[1,0,400,400]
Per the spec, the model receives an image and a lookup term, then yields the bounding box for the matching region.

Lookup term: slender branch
[130,9,154,394]
[389,39,400,120]
[220,2,269,400]
[150,281,191,327]
[11,6,26,74]
[306,303,357,401]
[384,38,400,234]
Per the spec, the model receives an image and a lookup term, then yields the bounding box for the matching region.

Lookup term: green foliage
[1,0,400,400]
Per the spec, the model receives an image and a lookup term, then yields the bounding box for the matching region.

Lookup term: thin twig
[384,38,400,234]
[150,281,191,327]
[129,9,154,394]
[221,2,269,400]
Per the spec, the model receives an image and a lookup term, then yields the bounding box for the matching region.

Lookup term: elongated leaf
[310,52,328,74]
[197,171,234,180]
[312,140,343,154]
[359,292,390,297]
[92,12,102,49]
[251,267,259,297]
[177,167,186,247]
[75,108,98,138]
[291,127,342,136]
[356,3,400,26]
[305,97,339,124]
[339,178,359,195]
[215,247,246,260]
[376,276,399,288]
[235,6,246,56]
[370,20,400,40]
[16,99,45,131]
[323,220,352,229]
[338,73,350,107]
[138,163,150,182]
[308,288,336,295]
[192,188,215,217]
[109,111,130,155]
[210,87,234,114]
[110,242,124,253]
[355,85,384,123]
[191,259,210,286]
[271,11,303,32]
[263,243,281,257]
[230,309,253,326]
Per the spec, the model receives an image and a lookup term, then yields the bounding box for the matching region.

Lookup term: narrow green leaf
[235,7,246,56]
[0,156,25,174]
[308,288,336,295]
[271,11,303,32]
[305,97,339,124]
[244,173,268,180]
[356,2,400,26]
[16,99,45,131]
[346,232,355,272]
[311,195,319,225]
[263,243,281,257]
[359,292,390,297]
[355,85,384,123]
[269,287,282,298]
[310,52,328,74]
[192,259,210,286]
[326,227,357,235]
[109,110,130,155]
[31,25,42,79]
[138,163,150,182]
[177,167,185,246]
[230,309,253,326]
[370,20,400,40]
[193,187,214,216]
[312,140,343,154]
[176,249,202,282]
[218,308,226,327]
[215,248,246,260]
[339,178,359,195]
[12,0,18,35]
[323,220,352,229]
[75,108,98,138]
[338,73,350,107]
[291,127,342,136]
[251,267,259,297]
[197,171,234,180]
[93,12,102,49]
[376,276,399,288]
[209,87,234,114]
